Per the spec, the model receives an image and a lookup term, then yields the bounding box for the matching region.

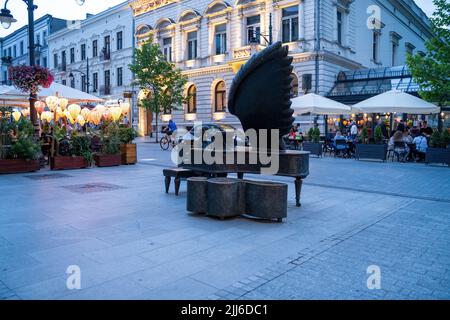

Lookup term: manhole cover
[62,183,125,194]
[24,173,72,180]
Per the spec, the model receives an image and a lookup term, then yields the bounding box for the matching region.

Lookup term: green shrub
[119,126,137,144]
[72,135,93,165]
[307,127,314,142]
[429,130,442,148]
[441,129,450,147]
[374,126,384,144]
[101,122,121,155]
[312,127,321,143]
[360,127,368,144]
[8,118,40,160]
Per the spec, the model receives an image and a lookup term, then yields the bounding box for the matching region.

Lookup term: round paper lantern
[64,110,75,124]
[120,102,130,115]
[34,101,46,114]
[343,120,348,126]
[12,111,21,122]
[76,115,86,126]
[41,111,54,123]
[68,104,81,120]
[59,98,69,110]
[45,96,59,111]
[103,109,113,121]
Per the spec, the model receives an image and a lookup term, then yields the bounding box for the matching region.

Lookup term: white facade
[47,2,134,104]
[129,0,432,135]
[0,14,67,85]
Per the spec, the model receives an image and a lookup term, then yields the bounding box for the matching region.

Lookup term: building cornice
[129,0,177,17]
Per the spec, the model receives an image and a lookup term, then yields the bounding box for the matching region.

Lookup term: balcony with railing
[100,48,111,62]
[58,63,67,72]
[1,56,13,65]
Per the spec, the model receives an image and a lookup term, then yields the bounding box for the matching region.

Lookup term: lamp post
[69,57,90,94]
[0,0,86,138]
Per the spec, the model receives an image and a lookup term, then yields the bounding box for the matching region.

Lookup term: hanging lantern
[343,120,348,126]
[59,98,69,110]
[110,106,122,122]
[21,108,30,117]
[45,96,59,111]
[76,115,86,126]
[95,104,106,114]
[12,111,21,122]
[64,110,75,124]
[103,109,113,121]
[89,110,102,125]
[67,104,81,120]
[120,102,130,115]
[34,101,46,114]
[81,108,90,119]
[41,111,54,123]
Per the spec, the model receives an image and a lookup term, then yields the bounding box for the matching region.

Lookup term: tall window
[7,47,11,57]
[70,77,75,88]
[215,24,227,55]
[163,37,172,62]
[61,50,66,67]
[81,75,86,92]
[93,40,98,57]
[246,15,260,44]
[372,31,380,62]
[104,35,111,53]
[70,48,75,64]
[187,31,198,60]
[43,31,47,46]
[290,73,299,98]
[62,79,66,86]
[36,34,40,46]
[282,6,299,43]
[93,72,98,92]
[117,67,123,86]
[104,70,110,88]
[406,43,415,56]
[214,81,226,112]
[53,53,58,68]
[43,57,47,68]
[391,42,398,66]
[116,31,123,51]
[81,44,86,61]
[337,10,343,45]
[20,41,24,56]
[187,84,196,113]
[13,45,16,58]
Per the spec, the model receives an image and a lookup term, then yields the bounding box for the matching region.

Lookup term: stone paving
[0,142,449,300]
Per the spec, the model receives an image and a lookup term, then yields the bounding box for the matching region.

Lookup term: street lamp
[0,0,86,138]
[69,58,90,93]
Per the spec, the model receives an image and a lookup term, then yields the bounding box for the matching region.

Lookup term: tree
[129,39,187,142]
[407,0,450,107]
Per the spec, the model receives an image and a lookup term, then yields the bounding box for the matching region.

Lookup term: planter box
[121,143,137,165]
[302,142,322,157]
[0,159,39,174]
[355,144,387,162]
[94,154,121,167]
[425,148,450,166]
[51,156,88,170]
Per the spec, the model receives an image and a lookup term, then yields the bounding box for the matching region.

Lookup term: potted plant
[425,129,450,166]
[0,117,40,174]
[94,122,121,167]
[355,125,388,161]
[51,128,90,170]
[119,126,137,165]
[302,127,322,157]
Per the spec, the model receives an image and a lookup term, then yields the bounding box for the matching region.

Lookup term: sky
[0,0,438,37]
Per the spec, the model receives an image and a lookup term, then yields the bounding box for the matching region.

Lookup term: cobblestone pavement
[0,142,449,300]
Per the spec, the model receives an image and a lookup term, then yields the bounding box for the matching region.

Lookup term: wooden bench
[163,168,199,196]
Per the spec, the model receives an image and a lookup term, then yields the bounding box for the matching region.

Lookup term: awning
[291,93,352,115]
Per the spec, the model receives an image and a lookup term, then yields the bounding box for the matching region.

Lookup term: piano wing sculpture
[228,41,295,149]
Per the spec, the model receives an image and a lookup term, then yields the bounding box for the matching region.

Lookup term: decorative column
[299,0,305,40]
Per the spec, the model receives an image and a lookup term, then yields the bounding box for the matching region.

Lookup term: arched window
[187,84,197,113]
[290,73,299,98]
[214,81,226,112]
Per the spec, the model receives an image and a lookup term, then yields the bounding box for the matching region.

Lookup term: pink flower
[10,65,54,94]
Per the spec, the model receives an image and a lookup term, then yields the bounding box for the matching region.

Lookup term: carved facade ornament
[129,0,176,17]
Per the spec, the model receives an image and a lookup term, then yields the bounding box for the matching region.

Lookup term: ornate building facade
[130,0,432,135]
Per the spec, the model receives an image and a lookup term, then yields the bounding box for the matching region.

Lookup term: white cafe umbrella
[0,83,104,107]
[353,90,440,114]
[291,93,352,115]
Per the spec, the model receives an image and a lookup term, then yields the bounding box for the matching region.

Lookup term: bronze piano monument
[177,42,310,220]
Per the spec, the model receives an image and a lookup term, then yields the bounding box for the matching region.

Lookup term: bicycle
[160,132,176,150]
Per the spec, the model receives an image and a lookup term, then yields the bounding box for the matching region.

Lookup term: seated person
[412,133,428,161]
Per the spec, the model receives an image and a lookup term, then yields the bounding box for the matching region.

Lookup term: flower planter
[0,159,39,174]
[425,148,450,166]
[51,156,88,170]
[302,142,323,157]
[355,144,387,162]
[121,143,137,165]
[94,154,121,167]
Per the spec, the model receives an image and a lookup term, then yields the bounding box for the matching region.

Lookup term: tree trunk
[155,111,159,143]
